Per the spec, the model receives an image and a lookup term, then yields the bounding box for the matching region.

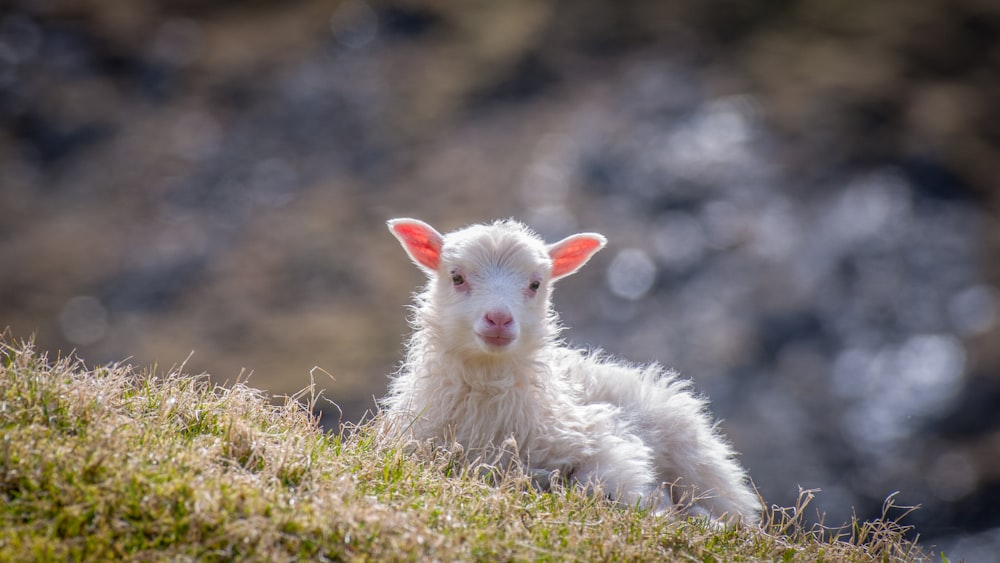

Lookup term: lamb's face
[388,218,607,359]
[435,225,552,356]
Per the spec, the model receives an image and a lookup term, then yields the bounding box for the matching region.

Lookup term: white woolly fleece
[382,218,760,524]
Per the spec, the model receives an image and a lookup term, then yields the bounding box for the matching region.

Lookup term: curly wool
[382,218,760,523]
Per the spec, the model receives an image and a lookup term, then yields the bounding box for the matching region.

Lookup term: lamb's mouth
[476,333,515,347]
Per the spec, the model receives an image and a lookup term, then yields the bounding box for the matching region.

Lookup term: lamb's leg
[641,399,761,524]
[571,426,660,509]
[581,360,760,524]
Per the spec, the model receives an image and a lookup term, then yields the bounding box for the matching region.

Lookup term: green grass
[0,335,932,561]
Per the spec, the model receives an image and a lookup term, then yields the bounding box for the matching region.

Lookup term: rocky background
[2,0,999,558]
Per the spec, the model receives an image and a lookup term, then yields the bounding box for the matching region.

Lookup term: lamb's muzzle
[476,307,516,348]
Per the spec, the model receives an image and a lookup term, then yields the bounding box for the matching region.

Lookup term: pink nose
[484,309,514,328]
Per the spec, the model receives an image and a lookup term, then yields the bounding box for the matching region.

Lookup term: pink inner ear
[392,222,442,271]
[549,235,605,279]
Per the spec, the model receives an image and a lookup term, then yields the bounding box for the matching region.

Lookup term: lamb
[381,217,760,524]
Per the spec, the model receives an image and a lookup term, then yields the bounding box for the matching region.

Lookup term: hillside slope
[0,337,928,561]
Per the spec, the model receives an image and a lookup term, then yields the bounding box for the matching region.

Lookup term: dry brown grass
[0,335,932,561]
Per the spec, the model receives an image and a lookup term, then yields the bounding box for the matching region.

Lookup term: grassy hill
[0,336,931,561]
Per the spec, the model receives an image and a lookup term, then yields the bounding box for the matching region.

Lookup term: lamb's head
[388,218,606,358]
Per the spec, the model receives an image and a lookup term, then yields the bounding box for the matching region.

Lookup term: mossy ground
[0,336,932,561]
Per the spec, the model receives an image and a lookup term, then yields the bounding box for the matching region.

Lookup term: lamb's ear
[388,218,444,273]
[547,232,607,281]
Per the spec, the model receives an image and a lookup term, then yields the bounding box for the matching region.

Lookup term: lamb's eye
[451,274,465,286]
[528,280,541,292]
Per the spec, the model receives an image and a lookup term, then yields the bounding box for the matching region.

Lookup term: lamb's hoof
[684,505,732,530]
[528,468,556,491]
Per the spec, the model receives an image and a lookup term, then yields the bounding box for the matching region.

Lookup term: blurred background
[2,0,999,557]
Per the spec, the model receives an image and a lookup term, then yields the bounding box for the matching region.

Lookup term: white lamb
[381,217,760,524]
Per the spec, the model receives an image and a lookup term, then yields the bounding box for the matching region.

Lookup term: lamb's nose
[484,308,514,328]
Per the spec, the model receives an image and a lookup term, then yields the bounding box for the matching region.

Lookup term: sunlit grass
[0,336,932,561]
